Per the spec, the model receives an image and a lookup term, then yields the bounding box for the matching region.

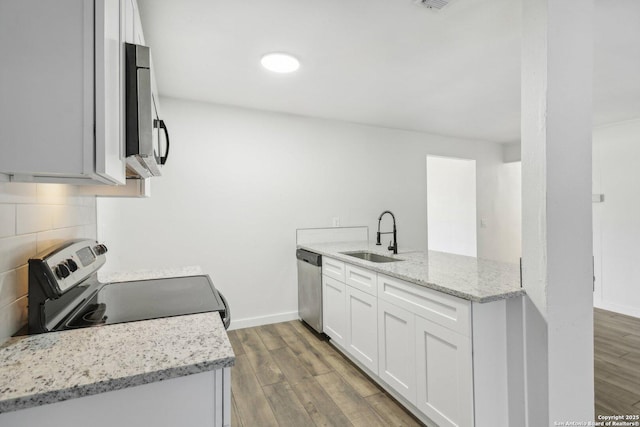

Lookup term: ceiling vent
[415,0,450,10]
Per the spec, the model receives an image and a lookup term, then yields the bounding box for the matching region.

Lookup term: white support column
[521,0,594,425]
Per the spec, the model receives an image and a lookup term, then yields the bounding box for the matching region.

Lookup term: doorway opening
[426,155,477,257]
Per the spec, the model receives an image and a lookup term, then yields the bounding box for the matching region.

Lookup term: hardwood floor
[228,310,640,426]
[595,308,640,418]
[227,321,423,427]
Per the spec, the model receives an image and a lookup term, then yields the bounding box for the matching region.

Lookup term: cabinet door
[323,275,346,347]
[0,0,92,177]
[0,0,126,184]
[345,286,378,373]
[123,0,135,43]
[377,299,416,404]
[415,316,473,427]
[132,0,146,45]
[95,0,125,185]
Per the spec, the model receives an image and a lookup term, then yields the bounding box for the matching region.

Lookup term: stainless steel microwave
[125,43,169,178]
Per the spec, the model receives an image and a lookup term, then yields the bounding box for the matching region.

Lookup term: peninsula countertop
[298,241,525,303]
[0,267,234,414]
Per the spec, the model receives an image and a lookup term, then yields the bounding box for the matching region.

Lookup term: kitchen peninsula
[298,241,525,427]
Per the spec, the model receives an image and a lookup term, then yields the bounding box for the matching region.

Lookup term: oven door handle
[218,291,230,330]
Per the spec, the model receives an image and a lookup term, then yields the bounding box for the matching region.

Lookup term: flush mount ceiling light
[260,52,300,73]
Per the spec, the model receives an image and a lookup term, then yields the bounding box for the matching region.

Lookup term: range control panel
[42,240,108,295]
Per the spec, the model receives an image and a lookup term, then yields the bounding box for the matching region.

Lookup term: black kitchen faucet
[376,210,397,254]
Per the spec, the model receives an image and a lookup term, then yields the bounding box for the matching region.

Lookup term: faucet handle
[388,240,394,252]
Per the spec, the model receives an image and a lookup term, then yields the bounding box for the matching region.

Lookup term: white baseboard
[227,311,299,331]
[594,300,640,319]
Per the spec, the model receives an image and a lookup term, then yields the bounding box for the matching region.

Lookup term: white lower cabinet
[323,275,346,347]
[319,257,516,427]
[378,299,416,404]
[0,369,230,427]
[345,285,378,373]
[415,315,473,427]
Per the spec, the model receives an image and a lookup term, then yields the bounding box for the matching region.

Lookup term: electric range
[27,239,230,334]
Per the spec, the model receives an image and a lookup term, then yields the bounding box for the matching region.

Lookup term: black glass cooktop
[62,275,226,329]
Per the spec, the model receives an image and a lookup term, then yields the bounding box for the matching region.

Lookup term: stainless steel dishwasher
[296,249,323,333]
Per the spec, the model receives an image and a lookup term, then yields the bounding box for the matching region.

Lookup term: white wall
[0,183,96,342]
[97,98,519,327]
[426,156,477,257]
[593,118,640,318]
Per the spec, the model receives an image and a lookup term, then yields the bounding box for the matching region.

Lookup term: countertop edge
[298,243,526,302]
[0,356,235,414]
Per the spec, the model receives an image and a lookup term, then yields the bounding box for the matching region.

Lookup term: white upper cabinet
[96,0,125,183]
[0,0,126,185]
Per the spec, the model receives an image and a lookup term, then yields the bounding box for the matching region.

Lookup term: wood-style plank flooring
[228,310,640,426]
[227,321,423,427]
[594,308,640,417]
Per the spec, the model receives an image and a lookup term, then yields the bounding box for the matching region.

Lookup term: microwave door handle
[156,119,170,165]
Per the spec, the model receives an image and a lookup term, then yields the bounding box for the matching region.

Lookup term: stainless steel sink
[340,251,403,263]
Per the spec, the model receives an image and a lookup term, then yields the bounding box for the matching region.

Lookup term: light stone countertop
[299,241,525,303]
[0,267,234,414]
[97,265,204,283]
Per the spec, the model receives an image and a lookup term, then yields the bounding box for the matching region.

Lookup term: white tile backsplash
[36,183,73,205]
[0,296,27,342]
[0,270,18,308]
[0,234,37,272]
[16,265,28,299]
[52,205,93,229]
[0,183,96,343]
[0,205,15,238]
[0,183,37,204]
[36,225,90,254]
[16,204,55,234]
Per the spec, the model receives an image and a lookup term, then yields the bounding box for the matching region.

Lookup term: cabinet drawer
[345,264,377,296]
[377,274,470,336]
[322,257,345,282]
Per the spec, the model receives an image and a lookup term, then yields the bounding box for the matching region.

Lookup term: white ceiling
[138,0,640,143]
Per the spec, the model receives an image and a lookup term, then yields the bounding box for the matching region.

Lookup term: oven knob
[66,258,78,272]
[93,244,108,256]
[56,263,70,279]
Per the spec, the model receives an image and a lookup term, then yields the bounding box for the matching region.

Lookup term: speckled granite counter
[299,241,524,303]
[0,268,234,414]
[97,265,204,283]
